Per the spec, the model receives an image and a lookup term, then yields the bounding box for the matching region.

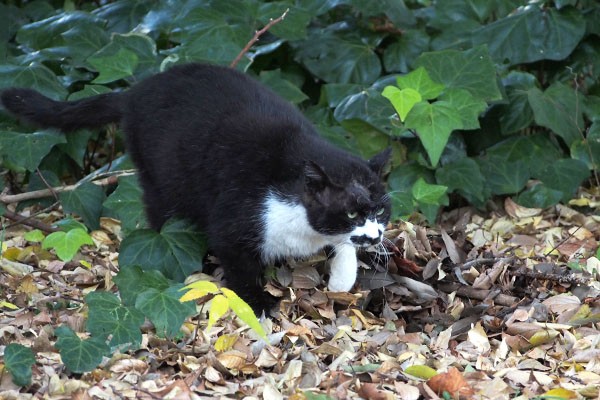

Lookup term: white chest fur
[260,193,348,262]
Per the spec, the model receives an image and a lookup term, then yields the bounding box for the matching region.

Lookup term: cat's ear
[368,148,392,177]
[304,161,331,192]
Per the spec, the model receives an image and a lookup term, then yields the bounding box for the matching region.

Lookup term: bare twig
[438,282,518,307]
[544,225,581,257]
[36,168,59,202]
[230,8,289,68]
[0,170,135,204]
[514,267,591,285]
[460,256,515,270]
[1,209,60,232]
[4,201,59,230]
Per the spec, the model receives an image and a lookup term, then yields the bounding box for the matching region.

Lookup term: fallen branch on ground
[0,170,136,204]
[438,282,519,307]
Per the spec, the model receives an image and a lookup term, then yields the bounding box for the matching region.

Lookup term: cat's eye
[347,211,358,219]
[376,208,385,216]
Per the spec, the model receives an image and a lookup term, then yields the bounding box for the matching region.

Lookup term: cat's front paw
[327,277,355,292]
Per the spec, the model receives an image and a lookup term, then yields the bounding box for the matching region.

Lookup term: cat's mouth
[350,235,382,248]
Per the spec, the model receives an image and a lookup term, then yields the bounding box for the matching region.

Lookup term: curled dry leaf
[427,367,474,398]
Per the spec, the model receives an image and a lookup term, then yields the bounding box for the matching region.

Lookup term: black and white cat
[1,63,391,314]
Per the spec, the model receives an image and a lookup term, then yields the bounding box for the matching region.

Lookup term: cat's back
[125,63,299,125]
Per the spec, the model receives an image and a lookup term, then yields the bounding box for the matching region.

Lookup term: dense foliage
[1,0,600,378]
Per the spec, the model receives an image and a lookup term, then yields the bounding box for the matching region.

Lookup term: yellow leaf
[207,294,229,331]
[543,388,577,399]
[215,333,239,352]
[569,198,590,206]
[568,304,591,322]
[2,248,21,261]
[1,242,7,252]
[404,365,438,379]
[529,329,559,347]
[79,260,92,269]
[181,280,219,293]
[221,288,267,341]
[0,301,19,310]
[179,288,209,303]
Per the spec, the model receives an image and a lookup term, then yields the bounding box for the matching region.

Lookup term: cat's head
[302,148,392,247]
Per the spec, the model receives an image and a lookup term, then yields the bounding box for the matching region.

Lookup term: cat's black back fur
[1,63,391,313]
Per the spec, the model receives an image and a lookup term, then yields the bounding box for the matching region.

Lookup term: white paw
[327,243,357,292]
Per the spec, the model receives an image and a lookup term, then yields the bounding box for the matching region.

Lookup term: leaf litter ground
[1,190,600,399]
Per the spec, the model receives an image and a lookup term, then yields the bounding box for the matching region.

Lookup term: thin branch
[4,201,59,230]
[545,225,581,257]
[2,209,60,232]
[36,168,59,202]
[0,170,135,204]
[230,8,289,68]
[460,256,515,270]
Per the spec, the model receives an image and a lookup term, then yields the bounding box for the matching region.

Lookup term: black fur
[1,63,391,313]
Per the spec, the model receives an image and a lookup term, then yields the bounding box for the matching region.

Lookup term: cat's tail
[1,88,123,131]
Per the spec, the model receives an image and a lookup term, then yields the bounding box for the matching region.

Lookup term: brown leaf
[427,367,474,398]
[505,197,541,218]
[292,266,321,289]
[441,229,464,264]
[357,382,389,400]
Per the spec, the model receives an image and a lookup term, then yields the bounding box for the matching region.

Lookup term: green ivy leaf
[383,30,430,74]
[89,33,158,79]
[496,72,537,135]
[295,28,381,84]
[16,11,106,50]
[382,86,422,122]
[528,82,584,147]
[334,87,401,136]
[135,285,196,338]
[412,178,448,205]
[4,343,35,387]
[479,156,529,195]
[533,159,590,203]
[58,130,96,167]
[54,326,109,373]
[404,101,463,166]
[340,119,391,159]
[389,191,415,219]
[113,265,170,307]
[42,228,94,261]
[103,175,147,234]
[0,131,66,172]
[0,63,68,101]
[61,24,110,62]
[415,45,501,102]
[118,218,208,282]
[89,48,139,84]
[437,88,487,130]
[258,69,309,104]
[59,182,105,230]
[24,229,45,243]
[486,134,563,176]
[472,7,586,66]
[515,184,564,209]
[85,291,145,349]
[52,218,88,232]
[395,67,445,100]
[570,122,600,169]
[68,84,113,101]
[435,157,485,202]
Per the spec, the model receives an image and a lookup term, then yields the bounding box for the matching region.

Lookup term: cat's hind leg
[327,243,358,292]
[216,248,279,316]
